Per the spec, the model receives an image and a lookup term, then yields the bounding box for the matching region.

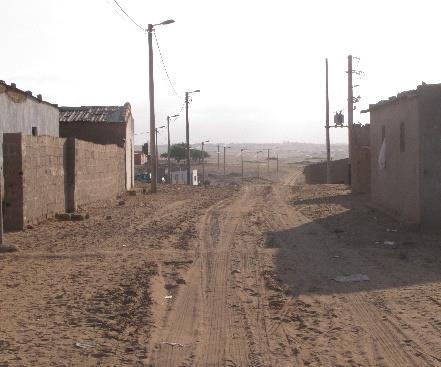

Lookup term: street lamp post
[155,125,165,183]
[202,140,209,185]
[256,150,262,179]
[185,89,200,185]
[167,114,179,183]
[148,19,175,193]
[223,146,231,178]
[241,148,247,182]
[266,148,271,176]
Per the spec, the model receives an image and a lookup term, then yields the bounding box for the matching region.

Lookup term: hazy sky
[1,0,441,146]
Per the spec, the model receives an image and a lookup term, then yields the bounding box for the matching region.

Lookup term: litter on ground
[333,274,370,283]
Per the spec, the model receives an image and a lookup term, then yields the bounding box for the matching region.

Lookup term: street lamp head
[160,19,175,25]
[171,114,179,118]
[205,140,210,143]
[193,89,200,93]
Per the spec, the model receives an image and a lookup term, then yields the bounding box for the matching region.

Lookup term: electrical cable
[112,0,145,32]
[153,30,181,99]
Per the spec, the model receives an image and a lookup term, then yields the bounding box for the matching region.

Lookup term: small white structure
[171,170,187,185]
[170,169,199,185]
[192,169,198,186]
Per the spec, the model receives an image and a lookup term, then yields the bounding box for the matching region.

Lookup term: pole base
[0,244,18,253]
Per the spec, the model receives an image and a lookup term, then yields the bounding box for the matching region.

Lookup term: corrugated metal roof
[59,104,131,123]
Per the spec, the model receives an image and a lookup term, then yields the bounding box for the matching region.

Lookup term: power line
[153,30,181,99]
[112,0,145,32]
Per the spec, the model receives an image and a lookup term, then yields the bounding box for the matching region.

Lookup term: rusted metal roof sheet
[59,104,131,123]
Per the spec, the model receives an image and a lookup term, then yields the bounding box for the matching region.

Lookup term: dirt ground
[2,164,441,366]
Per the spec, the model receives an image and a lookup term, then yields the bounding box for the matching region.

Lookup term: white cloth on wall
[378,139,386,169]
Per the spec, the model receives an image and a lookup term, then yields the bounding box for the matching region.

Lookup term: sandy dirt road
[2,170,441,366]
[148,174,441,367]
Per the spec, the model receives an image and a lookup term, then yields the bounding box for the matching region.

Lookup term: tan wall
[3,134,125,230]
[417,84,441,226]
[350,124,371,194]
[370,97,420,223]
[73,139,125,208]
[60,120,134,190]
[303,158,349,184]
[3,134,67,230]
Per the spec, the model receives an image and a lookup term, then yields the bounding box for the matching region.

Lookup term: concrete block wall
[3,134,125,229]
[3,134,25,230]
[22,135,67,226]
[73,139,125,209]
[303,158,349,185]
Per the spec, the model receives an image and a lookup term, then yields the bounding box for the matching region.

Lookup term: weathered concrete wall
[73,139,125,209]
[3,134,67,230]
[3,134,125,229]
[60,120,134,190]
[417,84,441,226]
[370,96,420,223]
[303,158,349,184]
[3,134,24,230]
[0,82,59,164]
[350,124,371,194]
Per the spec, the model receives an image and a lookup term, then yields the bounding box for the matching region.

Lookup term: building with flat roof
[59,104,134,190]
[366,83,441,226]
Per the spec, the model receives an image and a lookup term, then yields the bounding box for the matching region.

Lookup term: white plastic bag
[378,139,386,169]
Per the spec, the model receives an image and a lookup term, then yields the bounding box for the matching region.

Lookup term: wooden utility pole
[276,153,279,176]
[148,24,157,193]
[326,58,331,184]
[185,92,190,185]
[347,55,353,184]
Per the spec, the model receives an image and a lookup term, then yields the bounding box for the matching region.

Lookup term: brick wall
[3,134,125,229]
[303,158,349,185]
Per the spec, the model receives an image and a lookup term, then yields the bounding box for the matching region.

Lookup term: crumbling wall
[350,124,371,194]
[303,158,349,184]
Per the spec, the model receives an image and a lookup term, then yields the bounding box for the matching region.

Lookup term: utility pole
[217,144,220,170]
[184,89,200,185]
[185,92,190,185]
[241,148,247,182]
[326,58,331,184]
[223,146,226,177]
[166,114,179,184]
[148,23,157,192]
[267,149,270,176]
[276,153,279,177]
[256,151,262,179]
[201,140,209,185]
[167,116,171,183]
[348,54,353,184]
[155,127,159,184]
